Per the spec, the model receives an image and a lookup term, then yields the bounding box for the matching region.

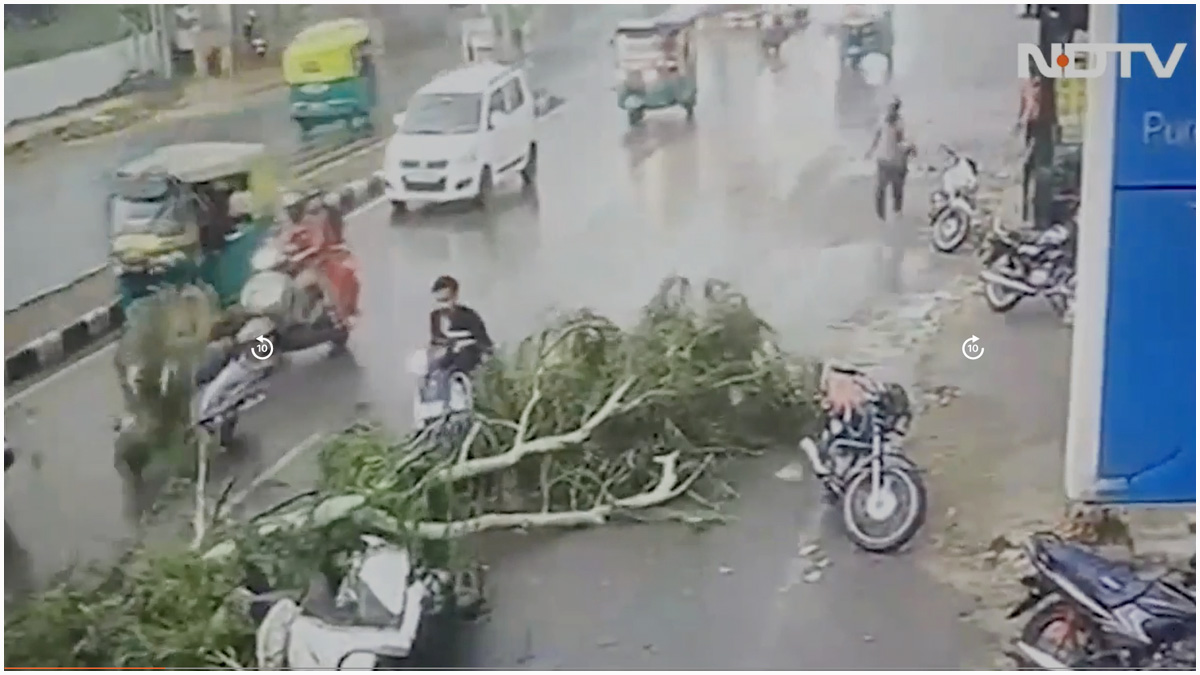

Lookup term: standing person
[1015,68,1042,221]
[865,97,913,222]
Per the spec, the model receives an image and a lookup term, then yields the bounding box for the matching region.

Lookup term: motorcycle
[243,11,268,58]
[407,330,481,440]
[797,367,927,553]
[1007,532,1195,669]
[978,214,1076,321]
[928,144,981,253]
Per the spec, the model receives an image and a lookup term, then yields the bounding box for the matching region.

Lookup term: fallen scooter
[797,363,927,553]
[193,317,276,447]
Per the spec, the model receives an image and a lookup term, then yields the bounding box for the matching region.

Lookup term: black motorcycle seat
[1036,538,1152,608]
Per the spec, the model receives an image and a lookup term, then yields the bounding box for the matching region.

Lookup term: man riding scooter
[428,275,492,376]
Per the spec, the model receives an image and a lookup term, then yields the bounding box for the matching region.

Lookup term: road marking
[5,195,387,406]
[226,431,326,511]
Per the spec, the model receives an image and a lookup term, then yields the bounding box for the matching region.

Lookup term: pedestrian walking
[866,97,914,222]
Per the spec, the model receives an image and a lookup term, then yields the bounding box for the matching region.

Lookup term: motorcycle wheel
[1048,274,1076,324]
[840,464,927,553]
[931,209,970,253]
[1016,599,1098,668]
[984,256,1023,312]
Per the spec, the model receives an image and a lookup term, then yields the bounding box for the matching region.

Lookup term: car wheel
[472,167,493,210]
[520,144,538,186]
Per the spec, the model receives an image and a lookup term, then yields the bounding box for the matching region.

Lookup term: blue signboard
[1065,3,1196,505]
[1111,3,1197,188]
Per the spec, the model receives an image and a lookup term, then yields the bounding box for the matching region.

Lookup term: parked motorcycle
[797,366,927,553]
[407,330,481,440]
[928,144,981,253]
[1007,532,1195,669]
[979,215,1076,320]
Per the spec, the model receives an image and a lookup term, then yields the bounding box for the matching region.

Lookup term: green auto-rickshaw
[613,7,701,127]
[839,6,894,78]
[108,142,279,311]
[283,18,379,139]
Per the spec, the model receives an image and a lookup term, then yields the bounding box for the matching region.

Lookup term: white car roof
[418,62,513,96]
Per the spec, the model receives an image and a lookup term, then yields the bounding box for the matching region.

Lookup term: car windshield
[402,93,482,135]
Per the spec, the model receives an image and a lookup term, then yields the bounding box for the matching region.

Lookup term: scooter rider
[429,275,493,376]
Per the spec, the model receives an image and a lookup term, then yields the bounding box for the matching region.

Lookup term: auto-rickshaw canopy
[116,142,268,184]
[282,18,371,85]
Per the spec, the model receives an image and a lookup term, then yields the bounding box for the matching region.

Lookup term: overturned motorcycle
[979,218,1076,322]
[1006,532,1195,669]
[797,365,928,553]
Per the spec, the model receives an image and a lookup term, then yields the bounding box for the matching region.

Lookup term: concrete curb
[4,173,386,387]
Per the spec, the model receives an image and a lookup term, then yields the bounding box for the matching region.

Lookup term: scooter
[408,330,479,435]
[241,531,482,668]
[928,144,981,253]
[193,317,276,447]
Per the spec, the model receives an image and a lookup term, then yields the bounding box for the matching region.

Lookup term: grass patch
[5,5,148,69]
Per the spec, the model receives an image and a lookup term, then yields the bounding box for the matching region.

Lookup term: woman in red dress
[284,197,360,326]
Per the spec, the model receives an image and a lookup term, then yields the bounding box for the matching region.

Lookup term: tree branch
[432,377,639,483]
[414,450,715,538]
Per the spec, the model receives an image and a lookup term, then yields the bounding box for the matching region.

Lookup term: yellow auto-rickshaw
[282,18,379,139]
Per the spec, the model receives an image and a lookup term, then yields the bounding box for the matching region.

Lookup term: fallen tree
[4,277,821,668]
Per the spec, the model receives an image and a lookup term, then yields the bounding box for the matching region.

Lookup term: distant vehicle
[383,63,538,216]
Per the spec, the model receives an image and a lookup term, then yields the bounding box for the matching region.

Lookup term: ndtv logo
[1017,43,1188,79]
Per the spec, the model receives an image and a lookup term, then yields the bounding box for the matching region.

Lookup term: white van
[383,63,537,214]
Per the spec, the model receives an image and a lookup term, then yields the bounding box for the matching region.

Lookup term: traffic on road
[6,4,1192,671]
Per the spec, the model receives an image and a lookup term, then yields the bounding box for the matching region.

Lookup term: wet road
[1,6,626,309]
[5,6,1032,667]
